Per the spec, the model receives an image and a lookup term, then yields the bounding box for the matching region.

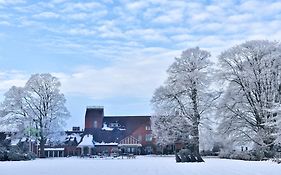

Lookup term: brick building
[1,106,157,158]
[70,106,156,156]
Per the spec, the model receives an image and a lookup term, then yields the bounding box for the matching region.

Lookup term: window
[145,146,153,154]
[109,122,120,128]
[93,121,97,128]
[145,134,153,142]
[145,126,151,131]
[138,135,142,142]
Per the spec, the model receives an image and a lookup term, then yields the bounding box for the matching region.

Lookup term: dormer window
[109,122,120,128]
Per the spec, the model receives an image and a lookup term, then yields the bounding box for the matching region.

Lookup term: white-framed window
[145,126,151,131]
[145,134,153,142]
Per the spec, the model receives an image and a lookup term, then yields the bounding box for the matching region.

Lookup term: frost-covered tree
[218,40,281,156]
[0,73,70,157]
[151,47,218,162]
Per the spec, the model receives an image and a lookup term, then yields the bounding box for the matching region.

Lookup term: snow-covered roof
[87,106,104,109]
[94,141,118,146]
[77,135,94,148]
[44,148,64,151]
[118,144,142,147]
[101,123,114,131]
[11,139,20,146]
[67,133,82,142]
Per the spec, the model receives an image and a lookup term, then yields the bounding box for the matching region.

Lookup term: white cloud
[54,63,165,100]
[227,13,253,23]
[0,71,28,94]
[191,12,210,22]
[50,47,180,100]
[66,10,108,21]
[66,13,89,20]
[0,21,10,26]
[1,0,281,107]
[152,10,183,24]
[0,0,25,5]
[33,11,60,19]
[51,0,67,4]
[67,28,96,36]
[170,34,192,42]
[126,1,148,11]
[62,2,104,12]
[125,28,169,42]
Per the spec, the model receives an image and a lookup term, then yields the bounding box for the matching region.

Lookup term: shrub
[218,150,233,159]
[219,149,268,161]
[6,146,36,161]
[200,150,219,156]
[229,151,252,160]
[7,148,25,161]
[0,146,8,161]
[25,151,37,160]
[249,149,265,161]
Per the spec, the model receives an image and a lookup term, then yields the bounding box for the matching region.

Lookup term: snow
[118,144,142,147]
[0,156,281,175]
[101,123,126,131]
[94,141,118,146]
[44,148,64,151]
[67,133,82,142]
[101,123,114,131]
[0,113,20,132]
[77,135,94,147]
[11,139,20,146]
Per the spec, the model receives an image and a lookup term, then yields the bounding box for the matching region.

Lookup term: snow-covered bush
[25,151,37,160]
[219,149,268,161]
[249,149,265,161]
[229,151,252,160]
[5,146,36,161]
[0,146,8,161]
[200,150,218,156]
[7,147,26,161]
[218,150,233,159]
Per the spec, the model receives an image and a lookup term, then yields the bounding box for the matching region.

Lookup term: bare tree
[1,73,70,157]
[151,47,218,162]
[218,40,281,156]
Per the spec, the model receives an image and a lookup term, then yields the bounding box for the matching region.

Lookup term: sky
[0,0,281,129]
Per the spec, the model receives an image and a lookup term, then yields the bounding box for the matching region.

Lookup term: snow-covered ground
[0,156,281,175]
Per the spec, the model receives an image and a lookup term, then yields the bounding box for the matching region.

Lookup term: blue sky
[0,0,281,129]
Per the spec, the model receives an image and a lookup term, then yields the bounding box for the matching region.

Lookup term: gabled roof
[77,135,94,148]
[119,135,139,144]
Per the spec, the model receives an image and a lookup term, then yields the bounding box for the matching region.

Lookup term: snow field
[0,156,281,175]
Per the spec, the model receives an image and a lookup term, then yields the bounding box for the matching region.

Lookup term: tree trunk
[39,138,46,158]
[190,85,204,162]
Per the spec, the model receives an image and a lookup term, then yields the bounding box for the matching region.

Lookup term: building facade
[1,106,157,158]
[76,106,156,156]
